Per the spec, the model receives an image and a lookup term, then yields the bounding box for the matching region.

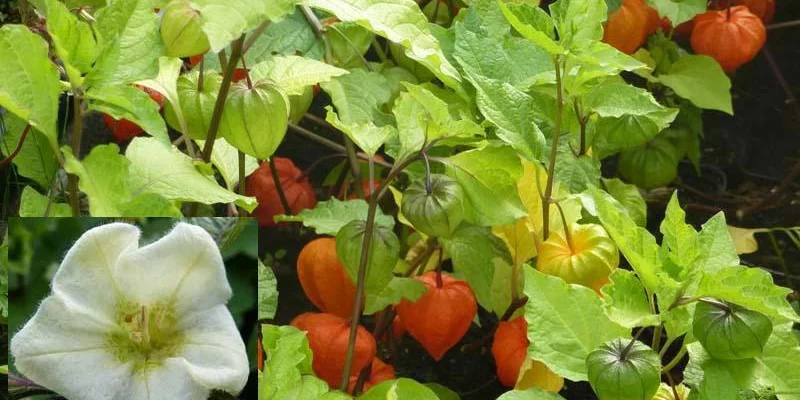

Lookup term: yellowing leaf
[727,225,767,255]
[516,158,581,248]
[493,220,537,267]
[515,358,564,393]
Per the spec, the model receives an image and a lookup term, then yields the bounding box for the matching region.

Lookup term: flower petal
[114,222,232,315]
[11,296,135,400]
[179,305,249,394]
[51,223,140,321]
[127,358,210,400]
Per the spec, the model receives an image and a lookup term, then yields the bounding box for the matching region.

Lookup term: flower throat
[107,300,185,374]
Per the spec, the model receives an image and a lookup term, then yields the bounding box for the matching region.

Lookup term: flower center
[107,300,185,374]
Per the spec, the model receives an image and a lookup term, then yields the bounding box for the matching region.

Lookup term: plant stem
[542,55,563,241]
[238,151,248,213]
[68,95,84,216]
[573,99,587,156]
[621,327,646,360]
[200,35,245,162]
[242,20,270,55]
[767,20,800,30]
[371,38,388,63]
[652,324,663,353]
[661,344,687,374]
[297,116,395,167]
[338,153,421,391]
[344,139,365,199]
[269,157,292,216]
[0,124,30,168]
[198,58,204,92]
[300,5,333,65]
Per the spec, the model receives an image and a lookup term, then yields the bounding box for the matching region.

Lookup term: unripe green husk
[219,82,289,160]
[164,70,222,140]
[401,174,464,238]
[160,0,211,58]
[692,299,773,360]
[586,338,661,400]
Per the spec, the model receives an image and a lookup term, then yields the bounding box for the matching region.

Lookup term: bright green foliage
[656,56,733,115]
[18,187,72,217]
[497,388,566,400]
[125,137,258,211]
[0,25,63,152]
[444,146,526,226]
[260,324,323,399]
[523,267,629,382]
[550,0,607,48]
[258,260,278,320]
[361,378,441,399]
[249,55,348,96]
[1,112,58,190]
[202,138,259,191]
[322,69,396,156]
[336,220,400,310]
[302,0,463,93]
[275,198,395,235]
[646,0,706,25]
[40,0,97,87]
[441,224,512,311]
[601,269,660,328]
[85,84,169,144]
[363,277,426,315]
[555,143,600,192]
[601,178,647,227]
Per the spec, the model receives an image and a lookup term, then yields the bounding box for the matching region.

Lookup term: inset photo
[5,218,259,400]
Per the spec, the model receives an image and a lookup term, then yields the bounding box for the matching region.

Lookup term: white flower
[11,222,249,400]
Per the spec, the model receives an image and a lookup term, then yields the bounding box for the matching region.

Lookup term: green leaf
[659,191,699,275]
[646,0,706,26]
[363,277,427,315]
[693,212,740,273]
[757,323,800,400]
[554,143,600,193]
[258,260,279,320]
[275,198,395,235]
[260,324,318,399]
[522,266,629,382]
[568,42,648,89]
[18,187,72,217]
[125,137,258,211]
[694,265,799,322]
[321,69,396,155]
[62,144,182,216]
[469,0,511,38]
[200,138,259,191]
[441,224,512,311]
[601,269,660,328]
[39,0,97,86]
[361,378,441,400]
[303,0,463,94]
[498,1,565,55]
[136,57,187,135]
[242,10,324,67]
[497,388,566,400]
[657,55,733,114]
[86,0,164,86]
[601,178,646,227]
[580,187,662,293]
[1,112,58,189]
[85,84,169,145]
[250,55,348,96]
[444,146,527,226]
[549,0,607,48]
[392,83,485,161]
[585,81,678,157]
[684,343,768,400]
[191,0,288,54]
[0,25,63,152]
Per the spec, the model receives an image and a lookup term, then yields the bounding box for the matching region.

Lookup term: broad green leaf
[126,137,258,211]
[265,0,300,22]
[260,324,317,399]
[497,388,566,400]
[303,0,463,94]
[585,81,678,157]
[363,277,427,315]
[361,378,440,400]
[18,187,72,217]
[469,0,511,38]
[554,143,600,192]
[0,25,63,152]
[1,112,58,189]
[684,343,769,400]
[242,10,324,67]
[498,1,565,55]
[191,0,292,54]
[136,57,187,136]
[442,224,512,311]
[424,383,461,400]
[580,187,661,292]
[693,213,740,273]
[275,198,395,234]
[321,69,396,155]
[659,191,699,275]
[694,265,799,322]
[657,55,732,114]
[523,266,629,382]
[757,323,800,400]
[489,258,517,318]
[40,0,97,86]
[392,83,485,160]
[443,146,527,226]
[87,0,164,86]
[601,178,646,227]
[258,260,279,320]
[85,84,169,145]
[197,138,259,191]
[567,42,648,90]
[646,0,706,26]
[62,144,182,216]
[601,269,659,328]
[549,0,607,48]
[249,55,348,96]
